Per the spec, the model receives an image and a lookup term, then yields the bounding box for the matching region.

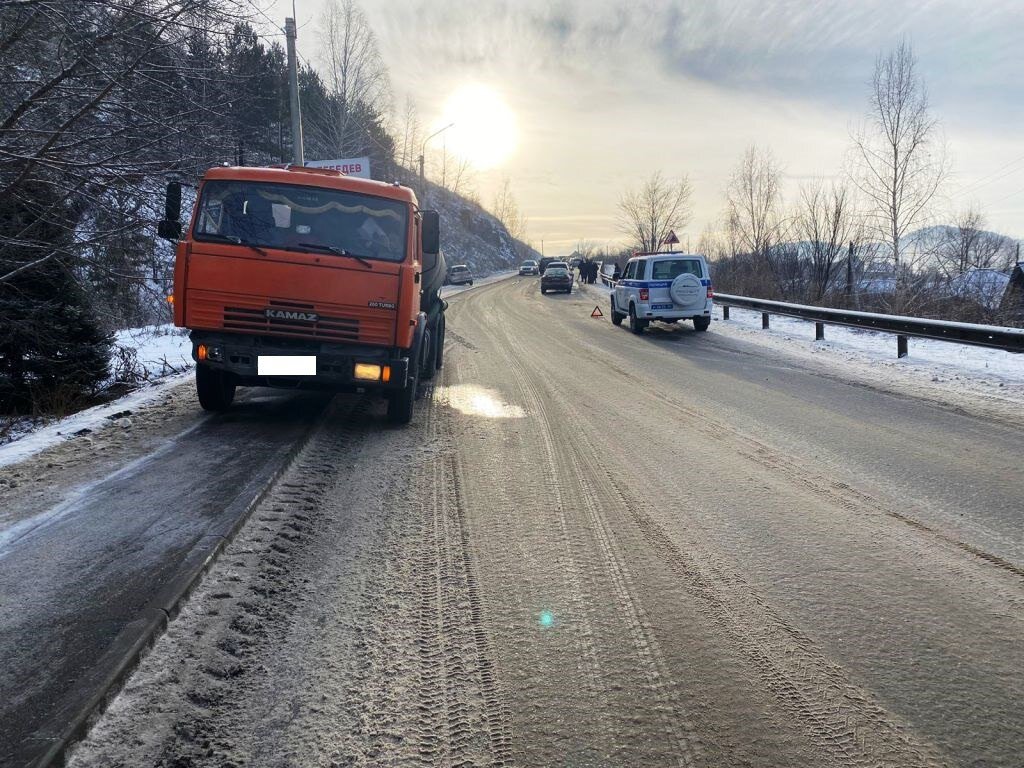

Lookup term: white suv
[610,253,713,334]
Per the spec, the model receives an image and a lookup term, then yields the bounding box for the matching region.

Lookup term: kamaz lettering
[266,309,318,322]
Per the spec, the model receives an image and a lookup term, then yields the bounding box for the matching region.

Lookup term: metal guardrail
[594,267,1023,356]
[714,293,1024,357]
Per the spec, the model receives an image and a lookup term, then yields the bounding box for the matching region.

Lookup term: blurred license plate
[257,356,316,376]
[651,303,673,310]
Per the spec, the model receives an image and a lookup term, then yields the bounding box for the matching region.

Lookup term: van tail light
[707,284,714,299]
[639,288,649,300]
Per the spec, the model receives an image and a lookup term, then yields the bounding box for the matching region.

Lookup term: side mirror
[421,210,440,254]
[157,219,182,240]
[158,181,182,241]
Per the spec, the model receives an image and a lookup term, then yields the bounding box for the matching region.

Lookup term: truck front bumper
[190,331,410,391]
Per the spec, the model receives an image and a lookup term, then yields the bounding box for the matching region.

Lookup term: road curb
[32,399,331,768]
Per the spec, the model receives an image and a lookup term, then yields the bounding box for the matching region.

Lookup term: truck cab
[161,165,446,424]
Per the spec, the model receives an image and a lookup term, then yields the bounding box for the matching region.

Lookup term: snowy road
[0,387,330,766]
[6,276,1024,767]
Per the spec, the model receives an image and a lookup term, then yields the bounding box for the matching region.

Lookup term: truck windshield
[193,180,409,263]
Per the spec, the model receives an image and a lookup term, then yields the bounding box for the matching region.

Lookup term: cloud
[367,0,1024,123]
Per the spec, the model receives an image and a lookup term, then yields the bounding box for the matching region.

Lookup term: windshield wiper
[296,242,373,269]
[197,232,269,258]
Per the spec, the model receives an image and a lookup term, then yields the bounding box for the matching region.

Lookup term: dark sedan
[540,267,572,294]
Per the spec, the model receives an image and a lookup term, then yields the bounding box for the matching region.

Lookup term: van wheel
[629,305,647,335]
[694,317,711,332]
[610,297,624,326]
[196,364,235,412]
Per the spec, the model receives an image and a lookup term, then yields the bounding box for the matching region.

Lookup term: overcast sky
[267,0,1024,254]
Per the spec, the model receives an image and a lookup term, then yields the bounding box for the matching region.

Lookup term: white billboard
[305,156,371,179]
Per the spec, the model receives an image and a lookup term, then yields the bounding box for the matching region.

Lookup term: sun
[437,85,517,170]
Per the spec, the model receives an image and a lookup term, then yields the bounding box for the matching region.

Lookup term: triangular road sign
[591,306,604,318]
[662,229,680,245]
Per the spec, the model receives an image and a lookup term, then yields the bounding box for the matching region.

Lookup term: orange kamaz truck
[158,165,446,424]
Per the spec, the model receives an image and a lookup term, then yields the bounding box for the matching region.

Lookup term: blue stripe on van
[618,279,712,287]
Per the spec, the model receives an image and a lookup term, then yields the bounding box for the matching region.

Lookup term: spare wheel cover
[670,273,703,305]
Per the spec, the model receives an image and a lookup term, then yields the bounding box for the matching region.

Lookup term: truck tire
[387,368,418,424]
[694,316,711,332]
[420,323,437,381]
[434,313,446,371]
[196,364,235,412]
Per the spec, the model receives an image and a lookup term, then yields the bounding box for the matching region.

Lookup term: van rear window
[651,259,703,280]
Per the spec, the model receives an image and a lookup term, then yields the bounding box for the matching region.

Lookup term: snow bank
[1,325,194,468]
[712,305,1024,384]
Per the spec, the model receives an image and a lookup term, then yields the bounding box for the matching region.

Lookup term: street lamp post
[419,123,455,183]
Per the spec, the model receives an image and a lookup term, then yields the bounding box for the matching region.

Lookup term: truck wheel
[420,324,437,381]
[434,314,446,371]
[387,371,417,424]
[196,364,235,412]
[694,316,711,332]
[629,304,646,335]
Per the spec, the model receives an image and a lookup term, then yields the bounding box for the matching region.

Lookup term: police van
[610,253,713,334]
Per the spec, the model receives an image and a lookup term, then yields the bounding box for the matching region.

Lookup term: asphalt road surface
[0,387,330,766]
[34,277,1024,766]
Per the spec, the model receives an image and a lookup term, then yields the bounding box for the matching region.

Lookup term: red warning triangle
[591,306,604,318]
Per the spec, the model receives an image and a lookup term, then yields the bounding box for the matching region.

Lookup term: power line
[951,153,1024,199]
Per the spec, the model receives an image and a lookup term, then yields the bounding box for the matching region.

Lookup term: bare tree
[398,96,420,171]
[617,171,692,253]
[725,145,789,291]
[492,177,526,243]
[318,0,391,156]
[850,39,948,279]
[936,206,1016,279]
[794,181,863,301]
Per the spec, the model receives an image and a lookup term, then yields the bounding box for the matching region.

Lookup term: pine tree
[0,184,112,413]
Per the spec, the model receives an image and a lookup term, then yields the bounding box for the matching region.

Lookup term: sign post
[660,230,680,251]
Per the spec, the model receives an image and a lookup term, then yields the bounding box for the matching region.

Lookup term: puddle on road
[436,384,525,419]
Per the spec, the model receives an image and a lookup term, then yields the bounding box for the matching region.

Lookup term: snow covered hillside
[420,181,538,275]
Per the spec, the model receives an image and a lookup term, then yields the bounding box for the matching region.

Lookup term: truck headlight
[353,363,382,381]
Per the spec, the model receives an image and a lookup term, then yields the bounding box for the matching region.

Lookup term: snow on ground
[0,326,193,469]
[0,372,192,469]
[710,305,1024,388]
[580,282,1024,410]
[111,325,192,381]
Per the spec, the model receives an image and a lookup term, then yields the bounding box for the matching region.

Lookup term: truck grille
[224,301,360,342]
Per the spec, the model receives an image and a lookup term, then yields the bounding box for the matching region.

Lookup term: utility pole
[846,240,854,299]
[419,123,455,184]
[285,17,304,166]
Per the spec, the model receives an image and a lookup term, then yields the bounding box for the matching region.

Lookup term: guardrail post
[815,322,825,341]
[762,312,770,329]
[723,306,730,320]
[897,335,908,358]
